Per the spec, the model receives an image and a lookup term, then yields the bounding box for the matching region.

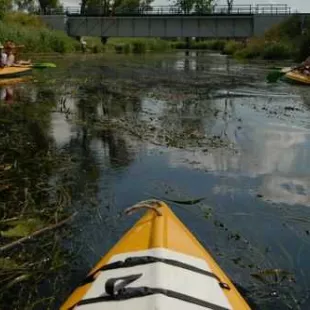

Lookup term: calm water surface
[1,52,310,309]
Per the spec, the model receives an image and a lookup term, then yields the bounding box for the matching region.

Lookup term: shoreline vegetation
[2,13,309,61]
[1,12,308,61]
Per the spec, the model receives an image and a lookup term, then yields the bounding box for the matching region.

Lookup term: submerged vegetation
[0,78,100,308]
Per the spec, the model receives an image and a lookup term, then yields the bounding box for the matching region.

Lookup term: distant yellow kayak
[0,67,32,78]
[285,70,310,85]
[61,200,251,310]
[0,76,32,86]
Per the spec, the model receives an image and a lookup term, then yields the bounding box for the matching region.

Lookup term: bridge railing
[41,4,291,16]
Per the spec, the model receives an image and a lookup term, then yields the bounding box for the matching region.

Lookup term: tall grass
[107,38,171,53]
[171,39,226,51]
[0,13,80,53]
[223,40,244,55]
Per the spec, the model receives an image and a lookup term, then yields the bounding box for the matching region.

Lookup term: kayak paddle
[32,63,56,69]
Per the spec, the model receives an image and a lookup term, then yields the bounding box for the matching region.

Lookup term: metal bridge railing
[41,4,291,16]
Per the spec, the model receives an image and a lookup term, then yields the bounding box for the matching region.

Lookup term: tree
[38,0,60,13]
[227,0,233,14]
[174,0,195,14]
[194,0,215,14]
[14,0,36,12]
[0,0,12,19]
[173,0,216,14]
[81,0,154,15]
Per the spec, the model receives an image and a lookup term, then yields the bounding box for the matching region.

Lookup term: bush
[223,40,244,55]
[262,42,292,60]
[131,40,146,53]
[171,39,226,51]
[235,38,264,59]
[4,13,44,28]
[192,41,210,49]
[114,43,130,53]
[91,44,105,53]
[147,38,170,52]
[207,40,226,51]
[0,18,79,53]
[171,41,188,49]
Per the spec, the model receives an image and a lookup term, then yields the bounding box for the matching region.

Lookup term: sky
[62,0,310,13]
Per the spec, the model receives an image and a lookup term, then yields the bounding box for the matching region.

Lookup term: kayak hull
[0,76,32,86]
[284,71,310,85]
[61,201,250,310]
[0,67,32,79]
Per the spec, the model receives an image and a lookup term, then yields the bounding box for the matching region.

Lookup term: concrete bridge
[41,4,297,39]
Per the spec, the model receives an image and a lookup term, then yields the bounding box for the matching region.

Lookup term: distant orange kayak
[61,200,251,310]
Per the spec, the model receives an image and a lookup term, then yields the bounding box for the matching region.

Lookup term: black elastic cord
[75,286,230,310]
[82,255,224,285]
[105,274,142,296]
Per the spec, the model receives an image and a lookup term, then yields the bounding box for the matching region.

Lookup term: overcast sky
[63,0,310,13]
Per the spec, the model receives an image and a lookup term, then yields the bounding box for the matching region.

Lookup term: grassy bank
[1,13,80,53]
[172,15,310,61]
[83,37,172,54]
[3,12,307,59]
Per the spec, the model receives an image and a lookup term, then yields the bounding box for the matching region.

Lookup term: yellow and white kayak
[285,70,310,85]
[0,66,32,78]
[61,200,251,310]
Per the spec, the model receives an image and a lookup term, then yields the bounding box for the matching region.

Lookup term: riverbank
[2,12,308,61]
[1,13,79,53]
[172,15,309,61]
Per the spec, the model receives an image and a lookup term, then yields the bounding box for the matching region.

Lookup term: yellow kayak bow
[61,200,251,310]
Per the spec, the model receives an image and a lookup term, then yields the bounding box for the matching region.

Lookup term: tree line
[0,0,235,16]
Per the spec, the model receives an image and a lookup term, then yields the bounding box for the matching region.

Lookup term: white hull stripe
[75,281,230,310]
[75,248,233,310]
[81,255,224,285]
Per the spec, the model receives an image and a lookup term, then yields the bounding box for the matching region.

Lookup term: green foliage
[297,34,310,62]
[234,38,264,59]
[132,39,146,53]
[114,43,131,53]
[223,40,244,55]
[4,12,44,27]
[109,38,170,53]
[1,219,44,238]
[147,38,170,52]
[171,41,188,49]
[84,0,154,15]
[174,0,215,14]
[0,0,11,19]
[90,44,105,53]
[194,0,214,14]
[0,20,79,53]
[175,0,195,14]
[171,39,226,51]
[262,42,292,60]
[38,0,60,11]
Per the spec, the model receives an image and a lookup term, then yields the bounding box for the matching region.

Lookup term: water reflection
[2,52,310,309]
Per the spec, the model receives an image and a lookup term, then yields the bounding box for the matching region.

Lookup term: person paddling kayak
[4,40,31,67]
[0,43,7,67]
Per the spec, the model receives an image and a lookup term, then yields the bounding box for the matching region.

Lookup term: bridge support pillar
[101,37,108,45]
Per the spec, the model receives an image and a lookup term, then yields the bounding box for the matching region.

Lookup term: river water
[1,52,310,309]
